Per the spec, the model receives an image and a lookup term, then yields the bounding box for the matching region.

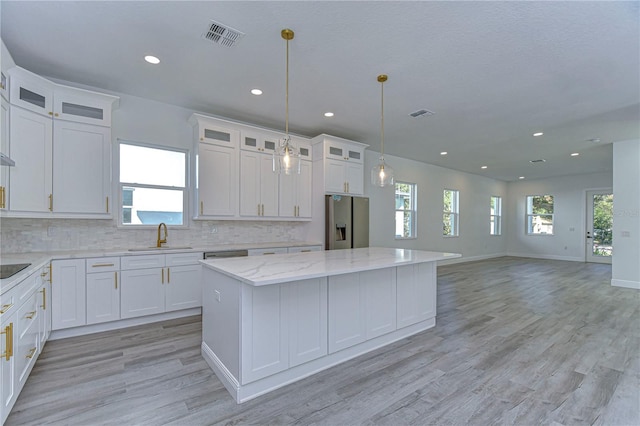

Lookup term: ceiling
[1,1,639,181]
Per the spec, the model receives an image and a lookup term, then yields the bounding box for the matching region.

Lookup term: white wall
[506,172,613,261]
[612,139,640,289]
[364,151,508,262]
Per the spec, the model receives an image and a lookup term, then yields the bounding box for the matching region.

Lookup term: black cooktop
[0,263,31,279]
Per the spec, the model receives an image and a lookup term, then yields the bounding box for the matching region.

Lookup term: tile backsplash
[0,218,311,253]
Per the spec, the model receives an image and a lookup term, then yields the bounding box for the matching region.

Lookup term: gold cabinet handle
[40,288,46,310]
[26,347,37,359]
[114,272,118,289]
[263,252,276,255]
[48,111,53,116]
[49,263,52,283]
[301,249,311,252]
[54,113,59,117]
[106,196,109,213]
[167,268,170,284]
[48,193,53,211]
[1,323,13,361]
[26,311,37,320]
[92,263,114,268]
[0,303,13,314]
[200,201,204,215]
[0,186,5,209]
[161,268,164,284]
[261,204,264,216]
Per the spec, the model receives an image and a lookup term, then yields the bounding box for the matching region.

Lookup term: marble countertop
[0,241,322,295]
[201,247,462,286]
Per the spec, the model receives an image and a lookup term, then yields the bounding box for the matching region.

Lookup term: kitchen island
[200,247,461,403]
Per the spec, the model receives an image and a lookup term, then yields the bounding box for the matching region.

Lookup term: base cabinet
[120,268,165,319]
[86,271,120,325]
[396,263,436,328]
[1,312,16,425]
[51,259,86,330]
[164,264,202,312]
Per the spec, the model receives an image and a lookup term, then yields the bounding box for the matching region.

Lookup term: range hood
[0,152,15,166]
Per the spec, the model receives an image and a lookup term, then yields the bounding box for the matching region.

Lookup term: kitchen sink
[128,246,193,251]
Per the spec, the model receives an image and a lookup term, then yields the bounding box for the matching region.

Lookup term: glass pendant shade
[371,155,395,187]
[273,136,301,175]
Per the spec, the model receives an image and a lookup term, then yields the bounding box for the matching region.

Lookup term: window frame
[443,189,460,237]
[490,195,502,236]
[394,181,417,239]
[526,194,554,235]
[117,140,189,228]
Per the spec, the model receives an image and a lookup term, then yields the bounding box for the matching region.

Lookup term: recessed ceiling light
[533,132,544,137]
[587,138,601,143]
[440,151,448,156]
[571,152,580,156]
[144,55,160,64]
[324,112,334,117]
[481,166,488,169]
[519,176,525,180]
[250,89,263,95]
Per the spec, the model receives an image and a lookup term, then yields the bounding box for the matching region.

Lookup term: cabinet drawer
[1,285,18,319]
[121,255,164,270]
[166,252,203,267]
[86,257,120,272]
[248,247,288,256]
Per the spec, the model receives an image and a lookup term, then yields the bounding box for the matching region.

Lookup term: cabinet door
[362,269,396,339]
[120,269,164,319]
[297,161,312,218]
[165,265,201,312]
[198,143,237,217]
[241,284,288,384]
[53,87,117,126]
[278,169,296,218]
[51,259,86,330]
[86,271,120,325]
[52,121,110,214]
[285,278,328,368]
[345,162,364,195]
[8,106,53,212]
[15,293,39,388]
[8,68,53,117]
[0,97,9,210]
[260,155,279,217]
[325,159,346,194]
[197,121,239,148]
[396,263,436,328]
[1,313,17,425]
[328,273,367,353]
[239,151,261,217]
[37,269,51,347]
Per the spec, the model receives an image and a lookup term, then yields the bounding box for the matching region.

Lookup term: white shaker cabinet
[8,67,53,117]
[52,121,111,214]
[311,134,368,196]
[8,105,53,213]
[86,258,120,325]
[1,310,16,425]
[51,259,86,330]
[239,150,278,218]
[396,262,436,329]
[164,253,203,312]
[279,160,312,219]
[197,143,237,217]
[15,293,39,389]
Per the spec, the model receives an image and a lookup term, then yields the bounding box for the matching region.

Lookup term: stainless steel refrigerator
[325,195,369,250]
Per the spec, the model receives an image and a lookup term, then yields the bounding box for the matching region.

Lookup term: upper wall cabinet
[311,134,368,196]
[191,113,240,148]
[8,67,53,117]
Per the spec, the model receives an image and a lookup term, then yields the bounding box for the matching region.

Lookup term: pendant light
[273,28,301,175]
[371,74,394,187]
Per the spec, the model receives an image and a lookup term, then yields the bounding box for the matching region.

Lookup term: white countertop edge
[201,248,462,286]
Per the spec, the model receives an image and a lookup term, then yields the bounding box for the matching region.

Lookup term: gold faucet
[157,222,168,248]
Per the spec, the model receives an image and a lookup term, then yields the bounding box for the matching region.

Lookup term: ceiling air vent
[409,109,435,118]
[529,159,547,164]
[202,20,245,48]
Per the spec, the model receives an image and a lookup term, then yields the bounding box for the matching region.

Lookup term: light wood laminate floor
[7,257,639,425]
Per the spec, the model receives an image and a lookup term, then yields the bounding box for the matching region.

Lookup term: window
[490,196,502,235]
[119,142,187,226]
[526,195,554,235]
[443,189,459,236]
[395,182,417,238]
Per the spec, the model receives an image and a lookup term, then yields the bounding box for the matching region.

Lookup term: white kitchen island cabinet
[201,247,460,403]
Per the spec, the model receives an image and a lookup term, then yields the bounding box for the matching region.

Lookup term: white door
[259,155,279,217]
[51,259,86,330]
[239,151,261,216]
[345,162,364,195]
[297,161,312,218]
[53,121,111,214]
[586,190,613,264]
[325,159,346,194]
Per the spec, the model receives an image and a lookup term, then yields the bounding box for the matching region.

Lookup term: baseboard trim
[437,253,507,266]
[611,279,640,290]
[49,308,202,340]
[506,253,584,262]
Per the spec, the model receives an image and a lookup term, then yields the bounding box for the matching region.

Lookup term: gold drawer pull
[115,272,118,289]
[167,268,170,284]
[1,323,13,361]
[161,268,164,284]
[301,250,311,252]
[40,288,46,310]
[0,303,13,314]
[26,311,36,320]
[92,263,115,268]
[26,347,37,359]
[263,252,276,255]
